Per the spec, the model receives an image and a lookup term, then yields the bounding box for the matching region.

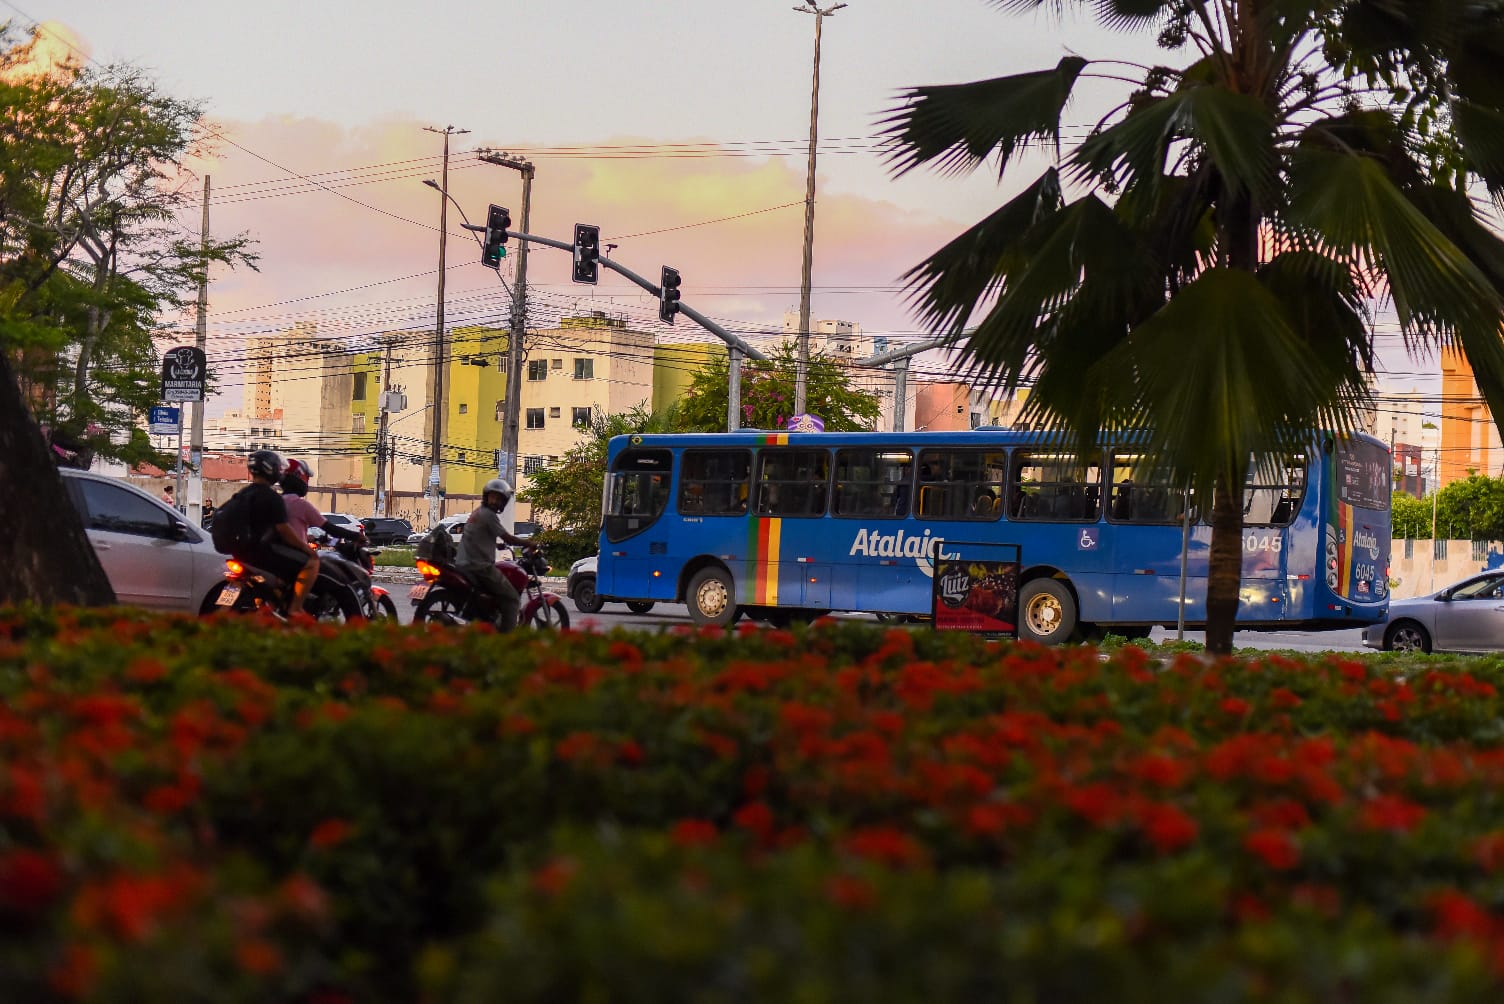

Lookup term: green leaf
[880,57,1088,179]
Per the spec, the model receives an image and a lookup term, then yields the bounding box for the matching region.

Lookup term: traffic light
[659,265,682,324]
[482,204,511,269]
[573,223,600,284]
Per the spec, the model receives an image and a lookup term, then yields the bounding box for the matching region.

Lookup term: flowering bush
[5,606,1504,1000]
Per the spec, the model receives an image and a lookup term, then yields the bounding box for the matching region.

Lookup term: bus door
[748,448,831,609]
[1105,453,1201,624]
[1238,455,1306,622]
[830,448,918,613]
[601,447,675,601]
[1008,448,1112,622]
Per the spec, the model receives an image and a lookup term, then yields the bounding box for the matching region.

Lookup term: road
[384,578,1369,652]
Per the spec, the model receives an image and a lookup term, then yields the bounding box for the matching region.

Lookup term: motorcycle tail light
[416,559,441,582]
[225,559,245,579]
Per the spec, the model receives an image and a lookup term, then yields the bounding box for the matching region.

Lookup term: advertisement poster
[931,542,1020,636]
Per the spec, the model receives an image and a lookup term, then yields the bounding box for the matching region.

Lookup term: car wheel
[686,566,737,627]
[1019,578,1077,645]
[1384,620,1432,653]
[573,576,605,614]
[625,600,655,614]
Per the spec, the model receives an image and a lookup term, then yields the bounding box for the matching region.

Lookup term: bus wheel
[1019,579,1077,645]
[687,567,737,627]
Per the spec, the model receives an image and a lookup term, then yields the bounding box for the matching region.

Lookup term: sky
[9,0,1439,411]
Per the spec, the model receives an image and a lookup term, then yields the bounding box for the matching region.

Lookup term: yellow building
[653,342,722,415]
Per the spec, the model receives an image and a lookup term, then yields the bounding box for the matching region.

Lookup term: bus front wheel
[1019,579,1077,645]
[687,567,738,627]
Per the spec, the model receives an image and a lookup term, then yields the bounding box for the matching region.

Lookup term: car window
[77,480,179,540]
[1451,577,1504,600]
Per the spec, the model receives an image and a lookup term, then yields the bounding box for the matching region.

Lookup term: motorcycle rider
[455,478,530,630]
[277,458,367,611]
[233,450,318,613]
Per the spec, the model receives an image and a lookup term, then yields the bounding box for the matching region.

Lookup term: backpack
[211,486,258,556]
[416,524,456,564]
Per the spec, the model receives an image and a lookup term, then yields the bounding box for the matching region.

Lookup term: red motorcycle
[411,546,570,630]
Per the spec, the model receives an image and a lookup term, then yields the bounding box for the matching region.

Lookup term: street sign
[148,406,181,436]
[160,346,207,402]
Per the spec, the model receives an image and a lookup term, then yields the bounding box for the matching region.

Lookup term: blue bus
[596,429,1391,642]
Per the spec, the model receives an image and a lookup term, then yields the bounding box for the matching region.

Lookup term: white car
[60,469,229,613]
[322,512,362,535]
[566,554,655,615]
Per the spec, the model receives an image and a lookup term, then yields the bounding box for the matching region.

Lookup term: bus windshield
[604,447,673,542]
[1335,437,1391,511]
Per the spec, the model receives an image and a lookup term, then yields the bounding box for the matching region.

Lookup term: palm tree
[882,0,1504,652]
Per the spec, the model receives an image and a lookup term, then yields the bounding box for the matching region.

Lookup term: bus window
[1108,452,1195,523]
[604,448,673,542]
[833,449,913,517]
[915,449,1006,520]
[1244,454,1307,527]
[1011,451,1102,521]
[755,448,830,517]
[680,449,752,516]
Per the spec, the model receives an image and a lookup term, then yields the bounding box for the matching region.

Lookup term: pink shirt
[282,494,323,541]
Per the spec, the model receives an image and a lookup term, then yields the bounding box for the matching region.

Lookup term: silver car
[1362,572,1504,653]
[61,469,230,613]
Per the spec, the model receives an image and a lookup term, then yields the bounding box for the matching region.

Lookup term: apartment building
[244,326,361,488]
[1439,347,1504,486]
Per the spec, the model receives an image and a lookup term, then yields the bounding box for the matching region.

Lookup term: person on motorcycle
[234,450,318,613]
[278,458,365,547]
[455,478,530,630]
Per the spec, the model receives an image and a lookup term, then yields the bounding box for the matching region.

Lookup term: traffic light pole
[464,226,769,430]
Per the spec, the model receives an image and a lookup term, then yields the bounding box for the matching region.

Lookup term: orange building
[912,382,971,431]
[1439,347,1504,487]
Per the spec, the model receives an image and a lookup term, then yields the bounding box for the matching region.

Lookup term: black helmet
[280,457,312,496]
[248,449,285,481]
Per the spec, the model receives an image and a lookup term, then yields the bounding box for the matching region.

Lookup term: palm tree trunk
[0,350,116,606]
[1204,474,1242,654]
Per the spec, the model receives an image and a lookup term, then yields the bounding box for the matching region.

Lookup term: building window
[351,415,366,434]
[495,400,504,421]
[1434,538,1449,561]
[524,455,546,475]
[353,372,367,401]
[572,407,592,427]
[458,452,467,463]
[526,408,545,430]
[551,358,563,370]
[458,403,468,415]
[528,360,547,381]
[573,358,593,380]
[549,407,561,418]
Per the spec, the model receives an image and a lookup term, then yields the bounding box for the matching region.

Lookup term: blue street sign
[149,406,181,436]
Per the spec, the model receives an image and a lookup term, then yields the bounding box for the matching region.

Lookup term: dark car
[360,516,414,545]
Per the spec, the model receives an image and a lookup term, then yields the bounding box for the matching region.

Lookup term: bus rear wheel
[687,567,737,627]
[1019,579,1077,645]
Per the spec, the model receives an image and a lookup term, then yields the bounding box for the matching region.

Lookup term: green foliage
[675,340,882,432]
[1391,491,1433,539]
[1435,475,1504,540]
[0,25,256,465]
[519,402,678,566]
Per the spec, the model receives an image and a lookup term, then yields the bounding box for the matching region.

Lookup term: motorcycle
[203,554,363,621]
[313,532,399,620]
[411,545,570,630]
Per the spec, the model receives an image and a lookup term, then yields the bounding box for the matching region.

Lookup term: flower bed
[4,607,1504,1000]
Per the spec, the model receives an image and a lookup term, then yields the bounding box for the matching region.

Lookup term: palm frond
[1092,0,1175,31]
[1453,101,1504,193]
[879,57,1088,178]
[901,169,1064,334]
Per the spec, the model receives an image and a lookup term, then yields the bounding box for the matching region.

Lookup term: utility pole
[477,150,534,532]
[372,338,394,516]
[187,175,209,525]
[423,124,468,529]
[793,2,846,416]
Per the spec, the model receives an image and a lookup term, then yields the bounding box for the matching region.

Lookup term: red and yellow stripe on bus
[748,517,782,605]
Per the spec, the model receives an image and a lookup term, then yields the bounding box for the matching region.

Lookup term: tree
[883,0,1504,652]
[1391,491,1432,539]
[519,403,679,567]
[0,26,255,605]
[1435,475,1504,540]
[676,341,882,433]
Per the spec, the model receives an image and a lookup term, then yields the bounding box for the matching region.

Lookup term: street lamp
[792,1,847,416]
[421,124,468,530]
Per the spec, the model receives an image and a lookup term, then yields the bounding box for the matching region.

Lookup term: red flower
[842,826,927,868]
[235,937,283,975]
[1432,889,1495,940]
[670,819,718,847]
[126,657,169,684]
[1249,798,1311,831]
[277,873,329,922]
[1359,794,1426,833]
[1063,783,1123,827]
[1244,829,1301,871]
[532,857,576,896]
[825,874,877,911]
[617,739,646,766]
[309,818,354,849]
[1127,753,1191,789]
[1140,802,1199,854]
[1269,687,1302,709]
[0,848,63,915]
[608,640,643,666]
[1220,697,1252,718]
[732,801,775,841]
[1476,832,1504,874]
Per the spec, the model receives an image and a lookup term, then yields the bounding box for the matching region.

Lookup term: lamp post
[422,124,468,529]
[792,1,846,416]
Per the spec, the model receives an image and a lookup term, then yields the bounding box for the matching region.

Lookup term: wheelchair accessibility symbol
[1078,528,1099,550]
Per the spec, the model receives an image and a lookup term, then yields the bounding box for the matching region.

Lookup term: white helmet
[483,478,513,500]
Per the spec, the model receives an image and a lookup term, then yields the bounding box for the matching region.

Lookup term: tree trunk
[0,349,116,606]
[1204,474,1243,655]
